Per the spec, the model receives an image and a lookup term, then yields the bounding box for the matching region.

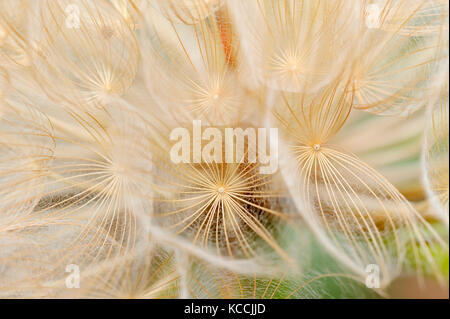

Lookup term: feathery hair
[0,0,448,298]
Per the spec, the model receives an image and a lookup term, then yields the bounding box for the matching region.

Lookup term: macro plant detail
[0,0,448,299]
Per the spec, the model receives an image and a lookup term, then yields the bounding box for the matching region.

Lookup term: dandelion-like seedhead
[0,0,448,299]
